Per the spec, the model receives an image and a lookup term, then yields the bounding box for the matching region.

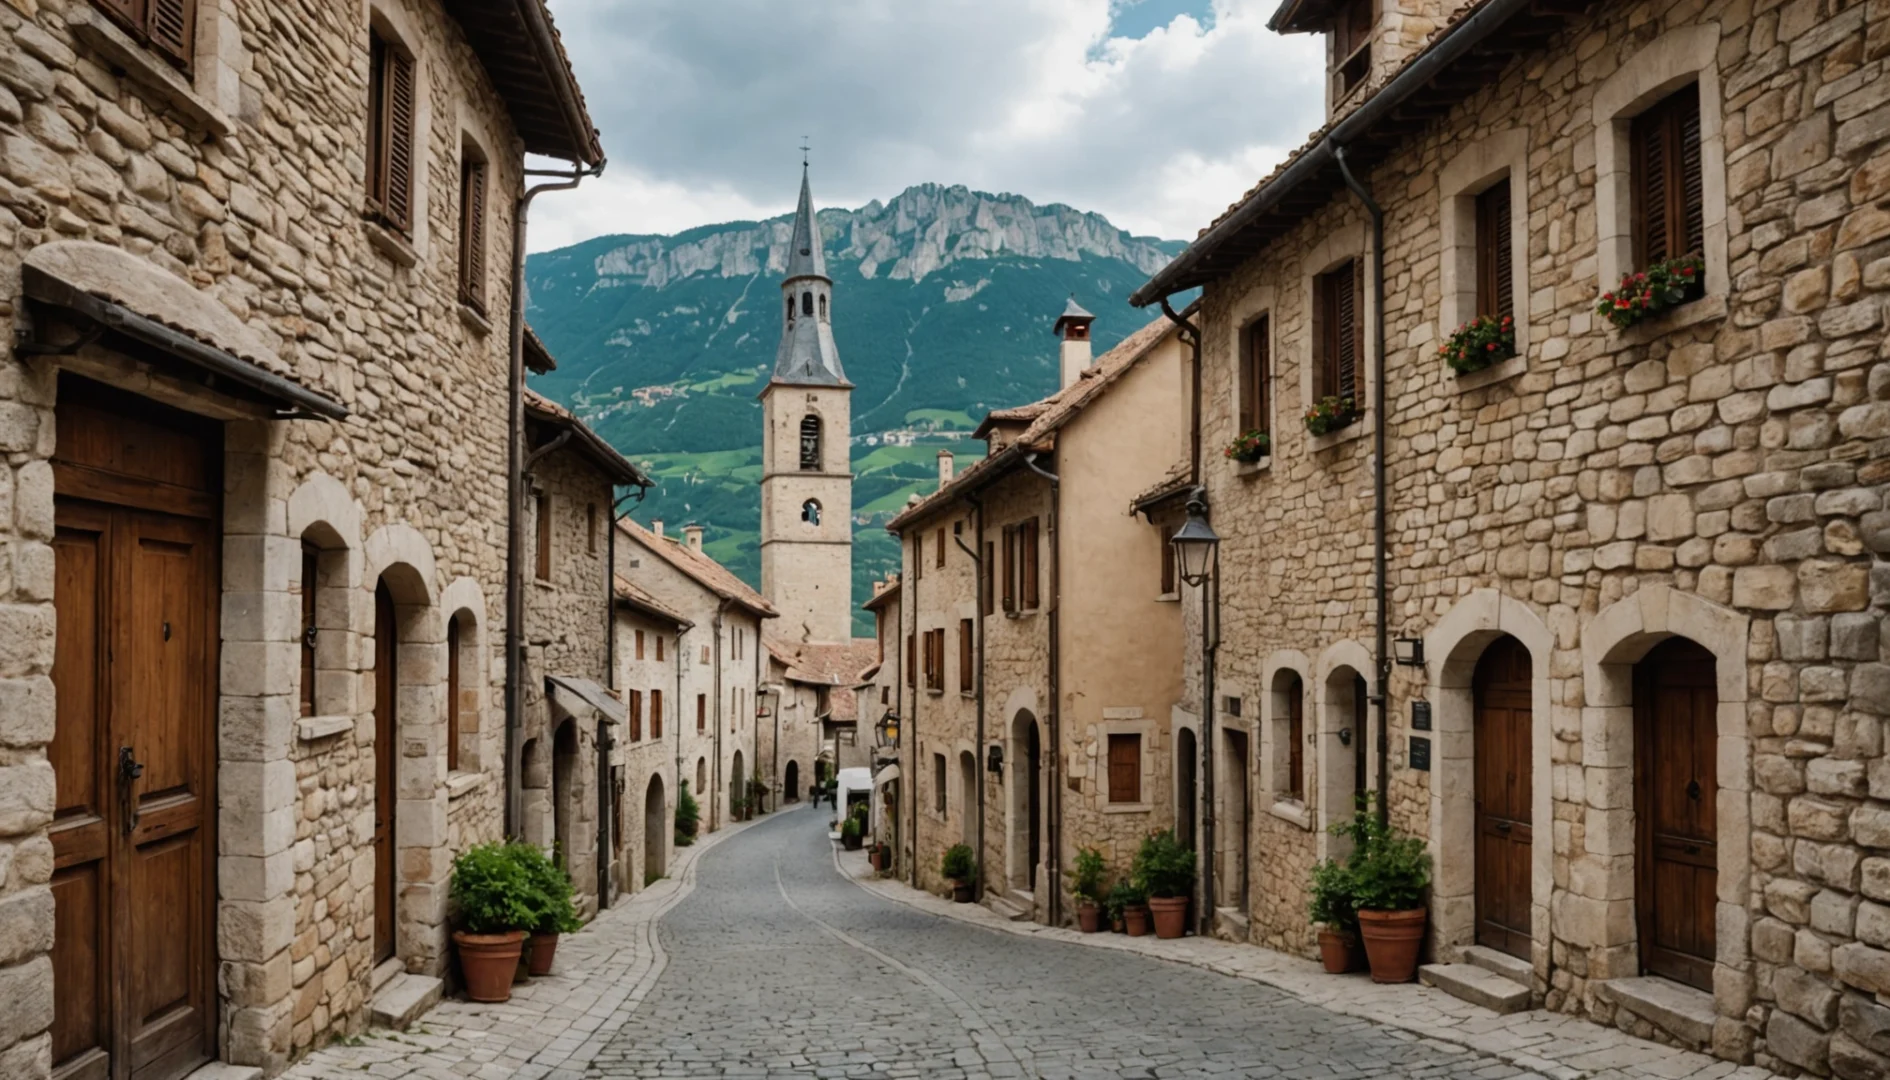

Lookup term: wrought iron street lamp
[1170,489,1222,936]
[1172,495,1221,587]
[874,710,901,751]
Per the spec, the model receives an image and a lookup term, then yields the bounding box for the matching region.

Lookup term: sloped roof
[1131,462,1195,517]
[448,0,603,165]
[614,575,693,630]
[617,519,777,619]
[890,307,1190,531]
[766,637,880,689]
[863,577,901,613]
[523,388,648,487]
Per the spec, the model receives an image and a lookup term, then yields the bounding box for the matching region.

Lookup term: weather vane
[800,137,811,167]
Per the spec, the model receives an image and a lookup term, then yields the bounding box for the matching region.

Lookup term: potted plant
[449,842,535,1003]
[1308,856,1361,974]
[941,843,976,902]
[750,778,771,815]
[1121,884,1151,937]
[1105,881,1140,933]
[1303,395,1358,436]
[731,795,748,822]
[1596,253,1704,330]
[1223,428,1271,464]
[1132,829,1196,940]
[1438,314,1515,374]
[841,812,864,851]
[1071,846,1106,932]
[511,842,581,977]
[1335,799,1432,983]
[675,780,700,847]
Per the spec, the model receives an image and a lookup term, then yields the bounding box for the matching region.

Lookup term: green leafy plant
[1328,797,1432,912]
[449,842,537,935]
[731,796,748,817]
[509,841,581,934]
[1130,829,1196,899]
[675,780,701,837]
[841,815,863,842]
[1223,428,1271,463]
[941,843,976,882]
[1303,395,1358,436]
[1596,254,1704,330]
[1071,846,1107,903]
[1104,880,1146,922]
[1307,857,1357,932]
[1438,314,1516,374]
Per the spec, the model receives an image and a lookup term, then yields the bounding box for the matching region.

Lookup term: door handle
[1494,821,1512,833]
[119,746,145,835]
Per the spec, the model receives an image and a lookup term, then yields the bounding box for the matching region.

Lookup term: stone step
[986,893,1032,922]
[183,1064,264,1080]
[1462,944,1533,987]
[1418,963,1533,1015]
[1594,975,1714,1049]
[1214,907,1250,943]
[371,957,404,993]
[369,973,443,1031]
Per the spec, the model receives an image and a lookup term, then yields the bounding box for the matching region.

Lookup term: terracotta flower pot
[1148,896,1189,939]
[1124,905,1150,937]
[1357,908,1427,983]
[527,932,559,977]
[1077,902,1102,933]
[952,882,974,903]
[843,833,863,851]
[455,930,527,1003]
[1317,928,1360,974]
[1111,916,1126,933]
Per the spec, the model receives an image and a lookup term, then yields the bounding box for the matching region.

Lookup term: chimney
[683,524,704,553]
[1054,296,1096,390]
[652,519,664,538]
[872,577,887,597]
[937,450,954,490]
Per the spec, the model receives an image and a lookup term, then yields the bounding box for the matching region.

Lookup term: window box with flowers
[1596,255,1704,331]
[1224,429,1270,465]
[1439,315,1516,375]
[1303,396,1359,437]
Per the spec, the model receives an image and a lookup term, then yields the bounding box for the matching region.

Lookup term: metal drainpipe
[674,624,686,803]
[1200,543,1221,936]
[506,161,601,839]
[1023,453,1061,927]
[907,534,920,890]
[713,599,729,830]
[1334,143,1392,828]
[952,504,985,902]
[1159,299,1203,486]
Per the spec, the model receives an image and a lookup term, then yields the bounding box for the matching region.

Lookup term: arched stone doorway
[553,720,579,867]
[1175,726,1198,852]
[1473,636,1532,959]
[1635,637,1718,990]
[1008,711,1041,893]
[731,750,745,820]
[785,760,800,802]
[644,774,667,885]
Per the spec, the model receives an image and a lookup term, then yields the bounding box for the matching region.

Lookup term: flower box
[1439,314,1516,375]
[1304,396,1360,437]
[1224,429,1271,464]
[1597,255,1705,330]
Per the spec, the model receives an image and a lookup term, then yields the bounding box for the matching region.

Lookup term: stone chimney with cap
[1054,296,1096,390]
[937,450,954,490]
[683,524,704,553]
[652,519,664,538]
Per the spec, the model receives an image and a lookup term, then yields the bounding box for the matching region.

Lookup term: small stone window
[366,26,418,234]
[1315,261,1362,407]
[457,151,489,314]
[1108,734,1142,804]
[1238,314,1271,440]
[801,499,821,526]
[799,415,821,470]
[802,291,814,317]
[92,0,197,72]
[934,753,947,815]
[1631,83,1706,277]
[819,294,828,320]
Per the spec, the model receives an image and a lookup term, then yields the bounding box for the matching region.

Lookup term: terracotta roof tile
[618,519,777,619]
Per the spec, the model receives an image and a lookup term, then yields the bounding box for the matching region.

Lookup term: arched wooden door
[1176,727,1197,852]
[373,581,398,965]
[1474,636,1533,959]
[644,775,666,885]
[1636,638,1718,990]
[785,760,800,802]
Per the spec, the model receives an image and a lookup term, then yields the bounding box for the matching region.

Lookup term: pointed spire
[785,164,829,283]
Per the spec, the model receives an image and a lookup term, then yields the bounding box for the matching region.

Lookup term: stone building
[613,518,773,837]
[610,575,690,897]
[883,306,1191,925]
[763,636,879,803]
[0,0,625,1074]
[1125,0,1890,1071]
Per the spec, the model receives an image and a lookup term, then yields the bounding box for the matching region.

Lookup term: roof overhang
[20,242,347,421]
[546,675,625,724]
[525,397,650,488]
[448,0,603,165]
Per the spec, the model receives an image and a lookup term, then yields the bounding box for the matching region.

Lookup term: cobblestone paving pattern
[590,809,1539,1079]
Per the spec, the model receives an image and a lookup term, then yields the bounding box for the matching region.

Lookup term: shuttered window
[958,619,973,693]
[696,694,706,732]
[534,493,551,581]
[1159,524,1176,596]
[906,633,916,687]
[1020,518,1041,610]
[651,689,663,738]
[93,0,197,71]
[936,527,946,568]
[300,543,318,718]
[635,630,645,660]
[1107,734,1141,804]
[1631,83,1706,276]
[1316,261,1363,407]
[628,690,642,742]
[446,616,461,772]
[1000,526,1016,613]
[1287,677,1305,799]
[458,158,489,312]
[934,754,947,814]
[914,535,923,581]
[366,30,418,234]
[656,635,665,662]
[982,540,995,616]
[923,629,944,692]
[1474,180,1513,322]
[1239,315,1270,436]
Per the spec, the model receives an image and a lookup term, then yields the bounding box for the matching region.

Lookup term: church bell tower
[759,165,854,643]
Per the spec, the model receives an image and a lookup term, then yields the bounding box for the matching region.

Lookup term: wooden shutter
[1001,526,1016,612]
[1108,734,1141,803]
[656,635,665,662]
[300,542,318,718]
[96,0,141,27]
[936,528,946,568]
[1678,93,1705,261]
[383,47,417,231]
[146,0,195,69]
[1022,518,1040,610]
[696,694,706,732]
[1240,316,1269,434]
[1238,323,1256,433]
[906,633,916,686]
[1287,680,1305,799]
[535,494,551,580]
[635,630,645,660]
[914,535,923,580]
[1341,262,1360,404]
[652,689,662,738]
[1475,180,1512,321]
[958,619,973,692]
[1160,524,1176,596]
[1632,85,1703,269]
[982,541,995,615]
[629,690,642,742]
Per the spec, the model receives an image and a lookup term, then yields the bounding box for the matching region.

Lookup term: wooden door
[1351,674,1368,810]
[373,582,398,965]
[1474,637,1533,959]
[51,382,218,1080]
[1026,721,1041,892]
[1636,638,1718,990]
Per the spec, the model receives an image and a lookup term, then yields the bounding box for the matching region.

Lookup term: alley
[592,810,1541,1079]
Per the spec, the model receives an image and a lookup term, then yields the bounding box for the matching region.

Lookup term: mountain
[524,183,1187,635]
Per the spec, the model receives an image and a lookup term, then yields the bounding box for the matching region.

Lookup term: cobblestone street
[287,806,1785,1080]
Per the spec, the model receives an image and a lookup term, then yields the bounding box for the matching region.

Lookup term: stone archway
[785,760,800,802]
[731,750,746,819]
[1314,641,1373,859]
[644,774,667,885]
[1008,710,1042,894]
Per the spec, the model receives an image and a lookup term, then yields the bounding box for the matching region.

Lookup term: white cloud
[528,0,1324,251]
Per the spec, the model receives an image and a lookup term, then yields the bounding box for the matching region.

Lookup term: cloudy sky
[526,0,1326,252]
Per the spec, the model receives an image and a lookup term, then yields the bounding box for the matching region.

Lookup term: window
[881,686,890,705]
[1316,261,1362,408]
[1238,315,1270,439]
[458,155,489,313]
[697,694,707,732]
[982,541,996,616]
[446,615,461,772]
[656,635,665,662]
[534,493,552,580]
[958,619,973,693]
[635,630,646,660]
[786,296,795,322]
[1631,83,1706,276]
[628,689,643,742]
[924,629,945,692]
[1020,518,1041,610]
[799,415,821,470]
[366,28,417,233]
[651,689,663,738]
[934,753,947,814]
[906,633,916,687]
[1159,523,1176,596]
[1001,526,1015,612]
[935,528,946,568]
[914,534,924,581]
[801,291,814,317]
[1288,677,1305,799]
[92,0,196,71]
[819,294,828,320]
[801,499,821,526]
[586,502,597,555]
[1333,0,1373,98]
[700,645,710,665]
[300,542,318,719]
[1474,182,1513,322]
[1108,734,1141,804]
